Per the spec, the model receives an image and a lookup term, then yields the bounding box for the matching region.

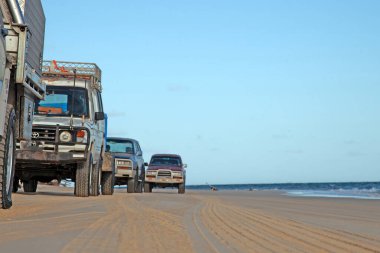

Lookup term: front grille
[157,170,171,178]
[32,127,56,142]
[115,159,132,167]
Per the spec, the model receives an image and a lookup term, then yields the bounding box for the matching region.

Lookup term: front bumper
[115,168,134,178]
[145,177,184,184]
[16,124,90,164]
[16,149,86,164]
[145,170,184,184]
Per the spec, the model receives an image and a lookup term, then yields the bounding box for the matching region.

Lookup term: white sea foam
[286,190,380,200]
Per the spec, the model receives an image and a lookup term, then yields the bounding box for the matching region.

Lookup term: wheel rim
[6,130,14,192]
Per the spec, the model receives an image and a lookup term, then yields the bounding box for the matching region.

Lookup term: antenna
[71,68,77,112]
[70,69,77,129]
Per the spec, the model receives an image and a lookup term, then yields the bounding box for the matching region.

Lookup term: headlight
[146,170,157,175]
[116,159,131,166]
[59,131,72,142]
[76,130,88,143]
[172,171,183,177]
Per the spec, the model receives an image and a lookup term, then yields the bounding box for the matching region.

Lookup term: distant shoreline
[188,181,380,187]
[187,181,380,200]
[187,181,380,188]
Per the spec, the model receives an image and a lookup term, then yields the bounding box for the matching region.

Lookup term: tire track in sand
[229,205,380,253]
[194,195,380,253]
[199,198,278,253]
[60,194,193,253]
[209,198,320,253]
[184,201,226,253]
[204,201,304,252]
[60,195,128,253]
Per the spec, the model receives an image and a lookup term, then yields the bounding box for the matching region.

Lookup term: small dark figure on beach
[210,186,218,191]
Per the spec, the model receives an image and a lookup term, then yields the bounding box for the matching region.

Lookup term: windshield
[106,140,134,153]
[35,86,89,117]
[150,157,181,166]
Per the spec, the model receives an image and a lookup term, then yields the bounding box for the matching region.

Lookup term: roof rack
[42,60,102,89]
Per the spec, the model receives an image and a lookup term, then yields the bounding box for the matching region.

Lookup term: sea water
[187,182,380,200]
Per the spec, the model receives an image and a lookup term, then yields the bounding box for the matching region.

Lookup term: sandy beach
[0,185,379,253]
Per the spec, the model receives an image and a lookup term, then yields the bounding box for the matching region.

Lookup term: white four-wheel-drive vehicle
[0,0,46,208]
[15,60,114,197]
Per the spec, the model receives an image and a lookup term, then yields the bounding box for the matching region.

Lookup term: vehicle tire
[75,153,93,197]
[0,105,16,209]
[33,180,38,192]
[136,168,143,193]
[101,171,114,195]
[137,166,145,193]
[23,179,37,193]
[90,162,100,196]
[178,182,185,194]
[144,182,152,193]
[12,177,19,193]
[127,177,135,193]
[136,180,143,193]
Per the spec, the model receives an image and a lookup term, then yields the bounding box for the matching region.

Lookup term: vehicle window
[92,90,99,113]
[35,86,88,117]
[0,41,5,81]
[97,92,103,112]
[150,157,181,166]
[107,140,134,154]
[0,12,5,81]
[136,142,142,153]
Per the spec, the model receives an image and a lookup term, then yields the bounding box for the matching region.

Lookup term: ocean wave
[286,190,380,200]
[187,182,380,192]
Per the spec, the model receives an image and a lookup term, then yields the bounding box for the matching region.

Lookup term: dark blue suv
[106,137,145,193]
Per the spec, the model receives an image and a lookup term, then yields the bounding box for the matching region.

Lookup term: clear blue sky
[42,0,379,185]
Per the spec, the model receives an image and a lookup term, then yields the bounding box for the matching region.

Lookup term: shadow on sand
[16,191,74,197]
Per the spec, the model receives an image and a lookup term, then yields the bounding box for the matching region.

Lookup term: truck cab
[15,60,110,197]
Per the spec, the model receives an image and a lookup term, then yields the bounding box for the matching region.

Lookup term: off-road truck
[106,137,145,193]
[15,60,111,197]
[0,0,46,208]
[144,154,187,194]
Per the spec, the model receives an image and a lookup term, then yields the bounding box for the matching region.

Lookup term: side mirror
[183,164,187,168]
[136,151,142,156]
[144,162,149,166]
[95,112,105,121]
[1,28,8,37]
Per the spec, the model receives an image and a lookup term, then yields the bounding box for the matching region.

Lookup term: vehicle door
[96,92,105,157]
[0,15,5,90]
[91,89,104,161]
[135,141,144,177]
[0,14,7,135]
